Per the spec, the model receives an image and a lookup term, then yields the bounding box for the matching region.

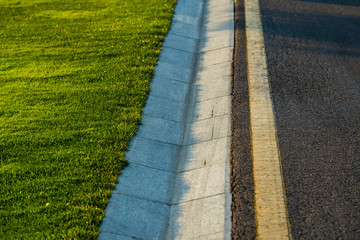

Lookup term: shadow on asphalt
[299,0,360,7]
[260,9,360,58]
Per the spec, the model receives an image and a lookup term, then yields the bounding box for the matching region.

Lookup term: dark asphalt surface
[231,0,360,239]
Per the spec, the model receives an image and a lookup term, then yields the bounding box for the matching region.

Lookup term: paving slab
[178,137,230,172]
[154,61,192,83]
[208,0,233,9]
[126,137,179,172]
[172,162,227,203]
[158,47,195,69]
[167,194,227,239]
[201,33,233,52]
[173,0,204,18]
[204,19,234,38]
[136,115,184,145]
[206,4,233,19]
[197,62,232,80]
[114,163,175,204]
[199,47,233,67]
[100,194,170,240]
[194,76,231,102]
[168,20,201,39]
[143,95,186,122]
[173,14,201,26]
[163,34,198,53]
[150,76,190,102]
[191,96,230,121]
[205,17,233,31]
[187,115,230,145]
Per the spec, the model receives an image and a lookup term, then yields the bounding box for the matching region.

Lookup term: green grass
[0,0,176,238]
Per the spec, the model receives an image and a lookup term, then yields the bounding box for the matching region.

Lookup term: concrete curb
[99,0,234,239]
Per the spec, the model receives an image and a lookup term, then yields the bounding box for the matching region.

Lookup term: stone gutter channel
[99,0,234,239]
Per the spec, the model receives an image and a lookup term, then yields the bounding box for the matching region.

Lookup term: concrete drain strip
[99,0,234,239]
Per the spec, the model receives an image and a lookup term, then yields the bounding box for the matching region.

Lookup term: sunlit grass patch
[0,0,176,238]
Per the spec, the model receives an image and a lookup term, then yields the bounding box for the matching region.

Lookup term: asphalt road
[231,0,360,239]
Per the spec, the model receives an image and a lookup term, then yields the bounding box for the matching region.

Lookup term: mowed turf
[0,0,176,238]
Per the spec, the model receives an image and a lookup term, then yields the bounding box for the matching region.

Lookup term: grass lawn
[0,0,176,238]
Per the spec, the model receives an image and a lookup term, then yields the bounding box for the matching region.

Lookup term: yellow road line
[244,0,292,239]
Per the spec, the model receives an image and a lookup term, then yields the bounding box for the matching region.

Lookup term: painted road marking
[244,0,292,239]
